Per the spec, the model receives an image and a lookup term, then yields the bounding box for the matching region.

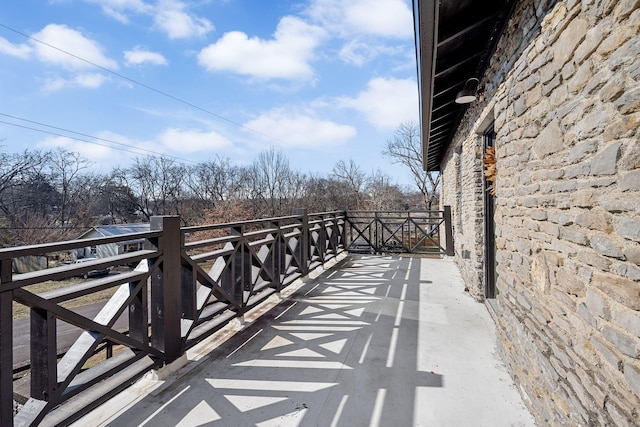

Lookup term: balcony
[1,209,533,426]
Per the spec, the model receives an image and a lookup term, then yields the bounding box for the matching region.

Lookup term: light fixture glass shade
[455,92,477,104]
[455,78,479,104]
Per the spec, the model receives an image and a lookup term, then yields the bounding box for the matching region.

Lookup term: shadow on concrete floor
[84,255,534,427]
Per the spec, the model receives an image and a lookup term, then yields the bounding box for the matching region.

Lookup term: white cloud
[42,77,67,92]
[304,0,413,66]
[198,16,325,81]
[157,128,232,152]
[37,136,115,166]
[307,0,413,39]
[42,73,111,92]
[339,39,375,66]
[337,38,408,67]
[90,130,171,161]
[244,108,356,148]
[154,0,214,39]
[0,25,116,91]
[84,0,152,24]
[124,47,168,66]
[0,37,32,59]
[339,77,418,129]
[36,127,232,170]
[84,0,212,39]
[74,72,110,88]
[31,24,118,71]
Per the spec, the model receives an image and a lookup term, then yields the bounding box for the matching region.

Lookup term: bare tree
[300,175,334,212]
[0,150,62,245]
[365,170,405,210]
[124,156,188,221]
[0,138,445,247]
[87,173,139,224]
[48,149,92,227]
[383,122,440,209]
[0,149,51,216]
[122,160,155,220]
[250,147,296,216]
[185,156,244,210]
[156,157,187,218]
[332,159,366,210]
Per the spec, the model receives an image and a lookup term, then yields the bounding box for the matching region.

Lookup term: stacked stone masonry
[440,0,639,425]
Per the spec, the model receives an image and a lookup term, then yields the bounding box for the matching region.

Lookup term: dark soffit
[414,0,518,171]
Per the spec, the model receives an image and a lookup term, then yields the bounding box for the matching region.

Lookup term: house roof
[413,0,517,171]
[77,223,150,240]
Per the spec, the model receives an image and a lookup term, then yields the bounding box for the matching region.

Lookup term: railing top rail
[181,214,302,233]
[0,230,162,260]
[5,249,158,290]
[308,210,346,216]
[182,211,345,234]
[346,209,444,214]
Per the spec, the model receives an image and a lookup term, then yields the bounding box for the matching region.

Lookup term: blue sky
[0,0,419,184]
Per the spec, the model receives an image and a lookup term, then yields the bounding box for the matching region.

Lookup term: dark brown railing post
[0,259,13,425]
[150,216,182,364]
[443,206,454,256]
[296,208,309,276]
[341,210,347,250]
[318,215,327,264]
[329,214,339,255]
[374,211,380,253]
[344,211,351,249]
[269,220,285,292]
[406,211,412,251]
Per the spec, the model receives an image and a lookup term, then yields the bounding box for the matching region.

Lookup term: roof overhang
[413,0,518,171]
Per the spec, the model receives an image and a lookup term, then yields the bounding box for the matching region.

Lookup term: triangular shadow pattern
[104,255,444,427]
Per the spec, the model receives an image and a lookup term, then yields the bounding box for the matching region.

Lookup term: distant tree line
[0,122,438,246]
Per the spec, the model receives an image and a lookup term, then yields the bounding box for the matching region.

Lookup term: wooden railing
[1,208,451,426]
[1,230,163,427]
[344,207,453,255]
[1,210,346,426]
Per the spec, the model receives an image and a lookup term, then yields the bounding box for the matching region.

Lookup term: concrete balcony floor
[77,254,535,427]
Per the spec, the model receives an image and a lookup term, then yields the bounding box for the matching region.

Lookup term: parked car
[74,258,110,278]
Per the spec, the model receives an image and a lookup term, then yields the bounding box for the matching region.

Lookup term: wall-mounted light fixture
[455,78,480,104]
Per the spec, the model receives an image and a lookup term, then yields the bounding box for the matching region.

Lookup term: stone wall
[440,0,640,425]
[440,130,485,297]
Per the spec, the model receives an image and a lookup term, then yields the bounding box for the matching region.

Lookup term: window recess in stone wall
[483,124,497,299]
[456,146,463,233]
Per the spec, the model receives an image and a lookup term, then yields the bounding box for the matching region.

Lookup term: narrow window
[483,125,497,299]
